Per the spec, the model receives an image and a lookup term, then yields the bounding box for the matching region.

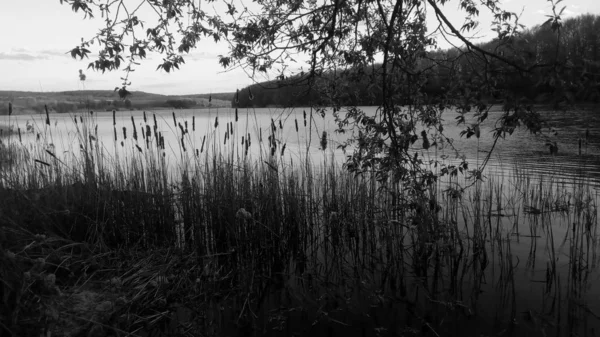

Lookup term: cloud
[39,49,71,58]
[562,9,578,17]
[0,49,71,61]
[0,52,49,61]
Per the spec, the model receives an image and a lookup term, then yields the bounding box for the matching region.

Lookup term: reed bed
[0,106,598,337]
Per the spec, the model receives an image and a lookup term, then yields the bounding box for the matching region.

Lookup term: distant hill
[0,90,235,115]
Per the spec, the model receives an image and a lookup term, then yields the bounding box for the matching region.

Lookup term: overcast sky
[0,0,598,95]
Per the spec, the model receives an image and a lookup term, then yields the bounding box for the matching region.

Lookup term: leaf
[559,5,566,15]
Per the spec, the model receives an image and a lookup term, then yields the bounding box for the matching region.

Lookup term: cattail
[235,108,238,122]
[226,122,229,135]
[114,127,117,142]
[271,118,276,133]
[421,130,430,150]
[224,132,227,145]
[303,110,307,127]
[320,131,327,150]
[131,116,138,140]
[45,105,50,125]
[295,119,298,132]
[281,143,286,156]
[259,128,262,142]
[153,114,158,129]
[200,135,206,153]
[74,116,78,125]
[18,127,21,143]
[248,133,251,147]
[172,112,177,127]
[242,136,245,145]
[135,144,143,153]
[121,141,124,147]
[122,127,127,139]
[45,150,57,159]
[35,159,50,167]
[8,102,12,116]
[179,122,185,135]
[229,122,233,135]
[95,124,98,136]
[196,149,199,157]
[192,116,195,132]
[143,111,147,123]
[113,110,116,125]
[235,89,239,104]
[279,120,283,129]
[181,137,186,151]
[214,116,219,128]
[185,121,188,134]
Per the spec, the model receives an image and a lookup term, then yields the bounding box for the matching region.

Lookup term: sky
[0,0,598,95]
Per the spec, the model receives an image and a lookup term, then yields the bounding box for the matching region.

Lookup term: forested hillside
[233,13,600,108]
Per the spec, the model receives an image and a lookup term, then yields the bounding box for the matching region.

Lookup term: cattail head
[45,105,50,125]
[421,130,430,150]
[320,131,328,150]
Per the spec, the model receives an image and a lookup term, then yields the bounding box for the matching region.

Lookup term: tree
[60,0,580,191]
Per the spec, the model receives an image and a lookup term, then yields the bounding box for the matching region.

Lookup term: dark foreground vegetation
[233,14,600,108]
[0,90,233,115]
[1,107,598,337]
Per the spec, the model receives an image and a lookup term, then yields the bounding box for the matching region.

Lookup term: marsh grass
[0,106,598,337]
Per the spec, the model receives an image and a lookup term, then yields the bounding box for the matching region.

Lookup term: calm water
[2,106,600,177]
[3,106,600,182]
[2,105,600,336]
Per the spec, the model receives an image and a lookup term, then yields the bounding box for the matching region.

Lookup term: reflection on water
[2,105,600,336]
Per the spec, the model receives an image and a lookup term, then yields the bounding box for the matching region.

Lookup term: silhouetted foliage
[59,0,593,187]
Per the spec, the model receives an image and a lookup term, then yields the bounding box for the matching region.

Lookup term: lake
[2,105,600,336]
[2,106,600,182]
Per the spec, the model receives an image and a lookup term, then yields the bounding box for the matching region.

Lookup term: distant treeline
[233,14,600,108]
[0,90,233,115]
